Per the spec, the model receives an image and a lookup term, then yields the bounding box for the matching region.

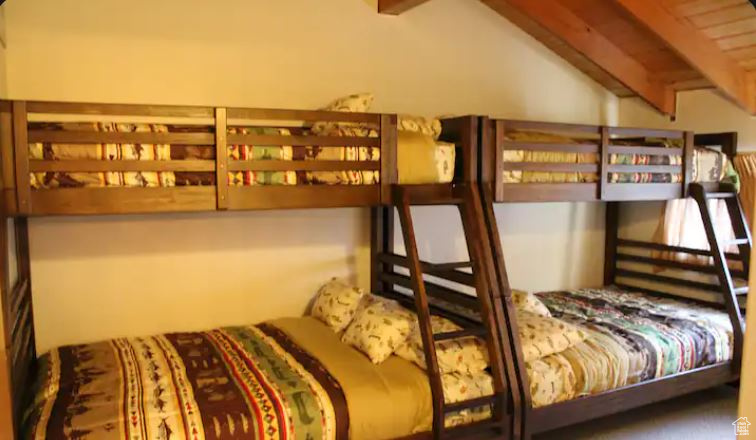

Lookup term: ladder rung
[429,261,473,272]
[445,395,497,413]
[706,192,737,199]
[434,327,487,341]
[734,286,749,295]
[724,238,749,246]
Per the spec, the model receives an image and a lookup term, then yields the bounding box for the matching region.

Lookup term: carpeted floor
[535,386,739,439]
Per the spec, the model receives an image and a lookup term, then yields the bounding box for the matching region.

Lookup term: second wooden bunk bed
[468,116,748,438]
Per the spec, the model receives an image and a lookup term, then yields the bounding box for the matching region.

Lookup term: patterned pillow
[443,372,494,427]
[518,312,587,362]
[311,93,374,135]
[395,315,489,374]
[310,278,365,333]
[398,114,442,140]
[341,300,414,364]
[511,289,552,317]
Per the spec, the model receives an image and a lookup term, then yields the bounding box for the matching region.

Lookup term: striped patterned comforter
[525,287,733,407]
[23,324,348,440]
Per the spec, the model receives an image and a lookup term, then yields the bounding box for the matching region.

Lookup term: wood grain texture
[215,108,229,210]
[481,0,676,115]
[12,102,30,215]
[30,187,217,215]
[613,0,756,114]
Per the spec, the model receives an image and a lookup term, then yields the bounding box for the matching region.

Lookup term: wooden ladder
[690,182,750,368]
[386,183,516,439]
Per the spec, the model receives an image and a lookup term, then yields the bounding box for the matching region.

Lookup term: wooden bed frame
[0,101,519,440]
[0,100,748,440]
[472,118,747,438]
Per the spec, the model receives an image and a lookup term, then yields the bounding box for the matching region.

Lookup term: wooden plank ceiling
[378,0,756,117]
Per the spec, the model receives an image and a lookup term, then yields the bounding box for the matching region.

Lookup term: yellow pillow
[518,312,587,362]
[397,131,455,184]
[310,278,365,333]
[511,289,551,317]
[341,300,414,364]
[395,315,489,374]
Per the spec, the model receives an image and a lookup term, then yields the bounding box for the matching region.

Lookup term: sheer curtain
[652,153,756,264]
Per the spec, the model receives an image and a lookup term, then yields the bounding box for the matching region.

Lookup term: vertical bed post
[604,202,619,285]
[371,114,398,296]
[598,126,610,200]
[12,102,29,215]
[215,107,228,210]
[682,131,694,198]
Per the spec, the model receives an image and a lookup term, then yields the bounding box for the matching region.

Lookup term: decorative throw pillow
[311,93,374,135]
[395,315,489,374]
[517,312,587,362]
[398,114,442,140]
[443,372,495,427]
[310,278,365,333]
[341,300,414,364]
[511,289,552,317]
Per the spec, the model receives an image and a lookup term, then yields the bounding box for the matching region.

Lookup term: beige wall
[4,0,616,353]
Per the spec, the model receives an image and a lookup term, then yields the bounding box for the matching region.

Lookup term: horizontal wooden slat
[603,183,682,200]
[501,162,599,173]
[30,160,216,172]
[606,165,682,173]
[28,130,215,145]
[378,271,481,312]
[497,183,597,202]
[26,101,214,118]
[500,119,600,134]
[394,184,464,205]
[376,253,476,286]
[608,127,684,138]
[500,141,599,153]
[227,107,381,124]
[616,252,746,278]
[228,160,380,172]
[615,268,722,292]
[227,133,380,147]
[30,187,216,215]
[226,185,379,210]
[608,146,683,156]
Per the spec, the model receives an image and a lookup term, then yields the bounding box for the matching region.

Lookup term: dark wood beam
[481,0,677,116]
[378,0,432,15]
[613,0,756,115]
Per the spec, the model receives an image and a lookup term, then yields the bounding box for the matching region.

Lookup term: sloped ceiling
[379,0,756,118]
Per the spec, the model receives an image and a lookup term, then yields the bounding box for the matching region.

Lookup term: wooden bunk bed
[0,101,522,440]
[472,117,748,438]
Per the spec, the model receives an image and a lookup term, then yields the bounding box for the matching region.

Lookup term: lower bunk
[510,286,737,434]
[22,288,497,440]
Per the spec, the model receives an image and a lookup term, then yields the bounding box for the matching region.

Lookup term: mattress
[502,133,734,185]
[22,316,487,440]
[28,122,455,189]
[524,287,733,408]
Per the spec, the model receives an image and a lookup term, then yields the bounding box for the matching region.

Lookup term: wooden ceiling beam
[613,0,756,115]
[378,0,432,15]
[481,0,676,116]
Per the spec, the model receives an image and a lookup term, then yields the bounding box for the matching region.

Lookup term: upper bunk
[477,117,738,203]
[0,100,479,216]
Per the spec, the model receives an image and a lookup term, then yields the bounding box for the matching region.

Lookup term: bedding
[501,131,736,185]
[28,121,455,189]
[23,316,493,440]
[521,286,733,407]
